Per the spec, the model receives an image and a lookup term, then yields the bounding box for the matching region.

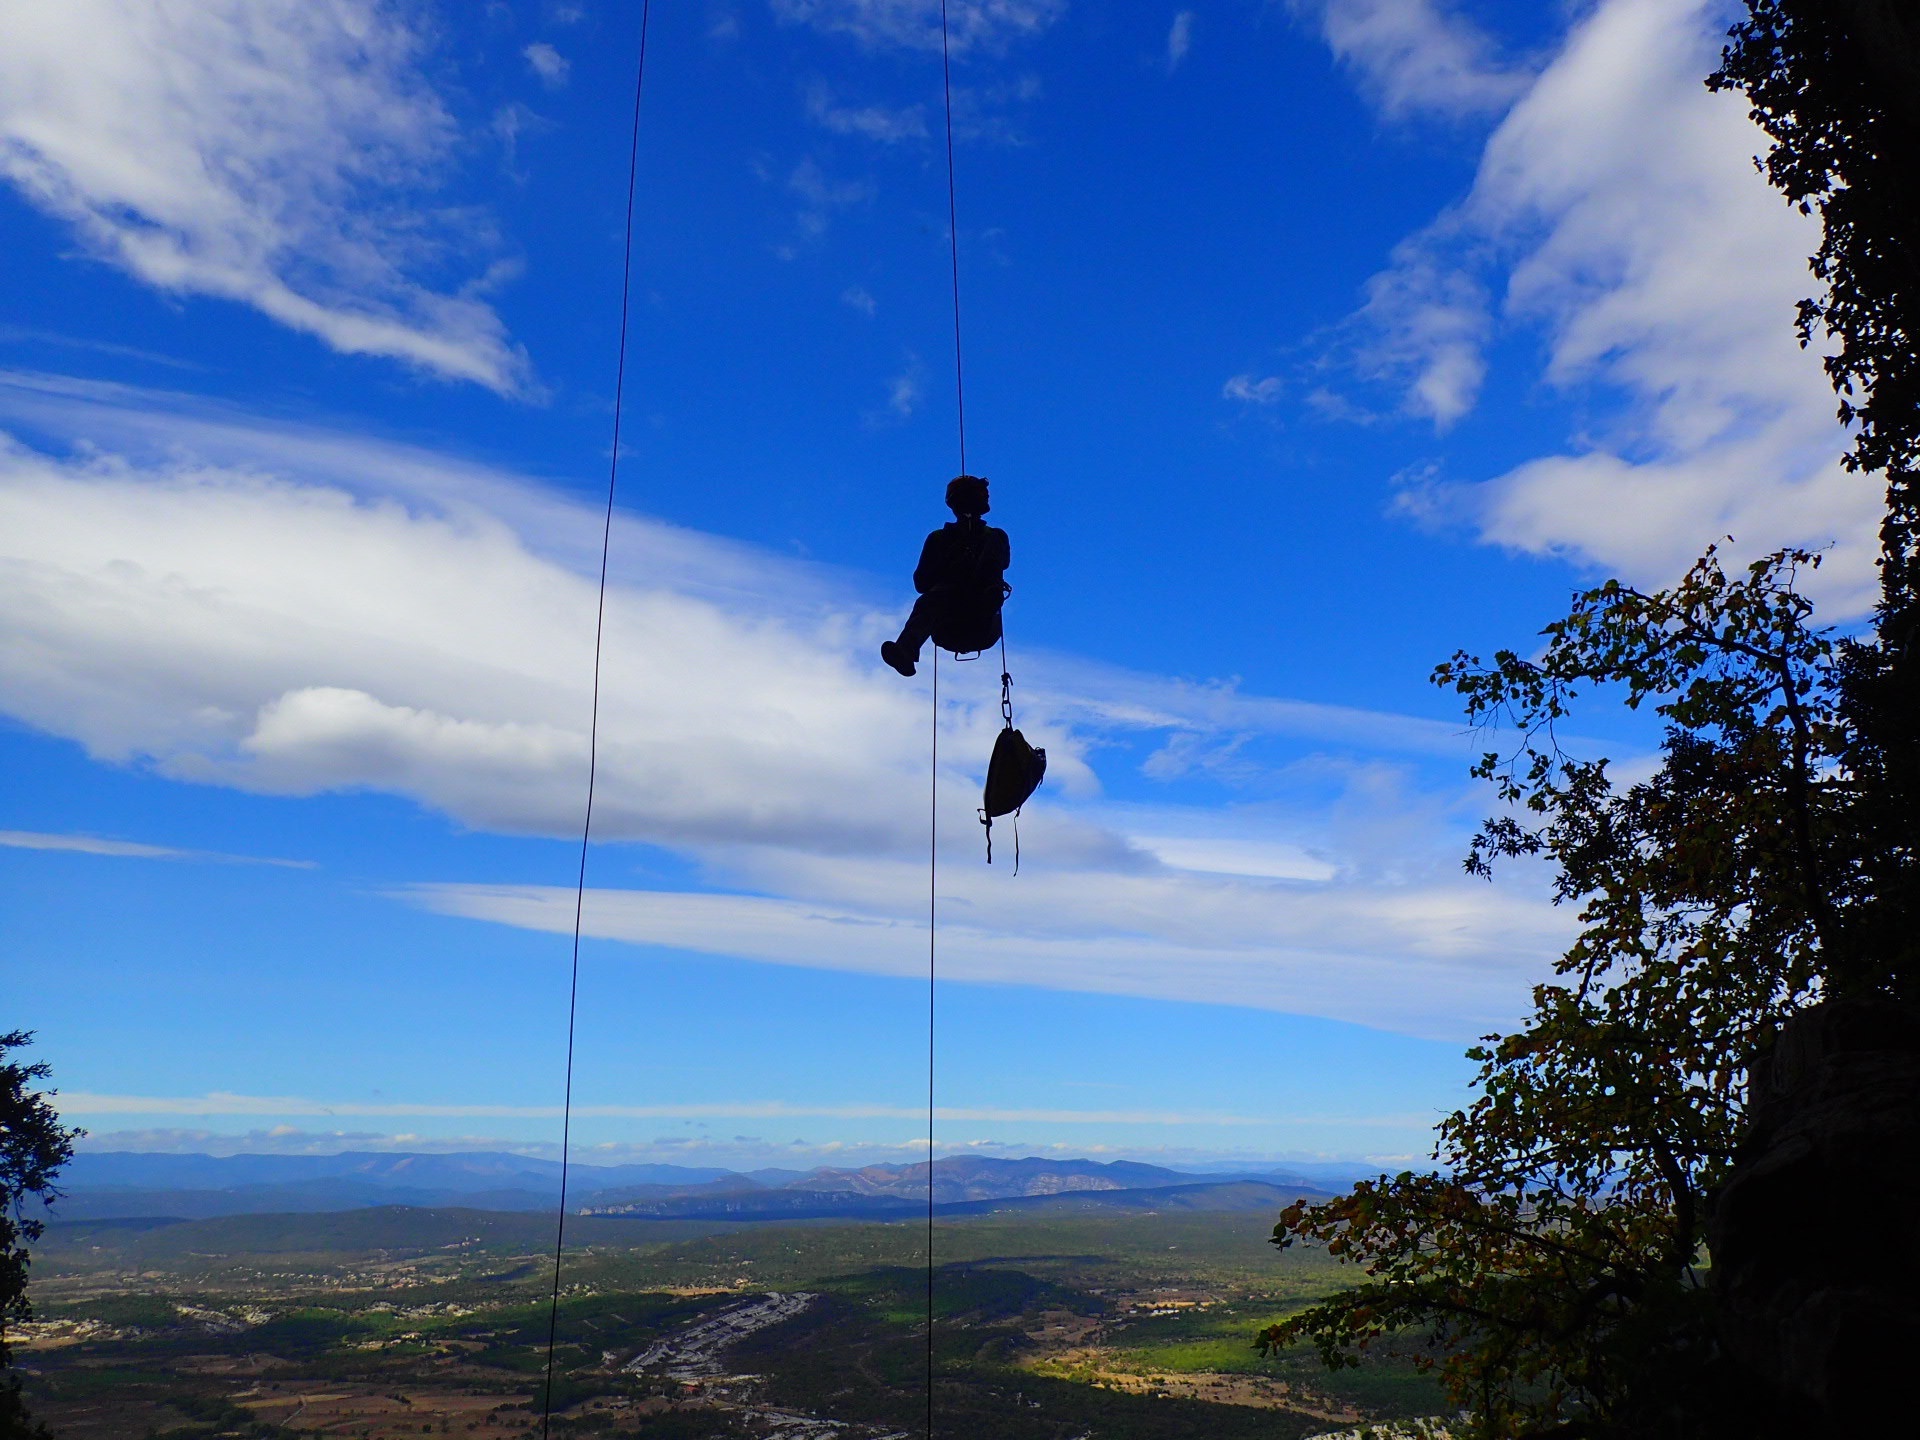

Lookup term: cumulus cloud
[1318,0,1879,611]
[1297,0,1530,119]
[773,0,1066,54]
[0,371,1576,1040]
[0,829,313,867]
[0,0,530,392]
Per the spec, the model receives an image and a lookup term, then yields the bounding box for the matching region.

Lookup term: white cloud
[1350,225,1491,427]
[1167,10,1194,72]
[0,371,1574,1040]
[523,41,571,88]
[1321,0,1880,611]
[54,1089,1273,1126]
[772,0,1066,54]
[1130,835,1335,882]
[72,1126,1416,1165]
[841,284,879,316]
[1223,373,1283,405]
[788,157,874,240]
[0,829,313,867]
[805,81,927,142]
[885,359,921,418]
[0,0,530,392]
[410,871,1563,1040]
[0,324,200,372]
[1297,0,1529,119]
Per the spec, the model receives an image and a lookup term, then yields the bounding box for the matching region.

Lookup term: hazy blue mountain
[574,1177,768,1208]
[741,1167,813,1186]
[584,1188,920,1221]
[932,1179,1326,1217]
[62,1151,744,1192]
[38,1180,560,1221]
[1174,1160,1392,1188]
[44,1150,1362,1224]
[585,1178,1328,1223]
[788,1155,1204,1203]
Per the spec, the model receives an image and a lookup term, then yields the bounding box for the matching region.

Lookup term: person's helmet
[946,474,990,515]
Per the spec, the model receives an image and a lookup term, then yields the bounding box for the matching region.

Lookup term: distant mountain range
[39,1150,1374,1224]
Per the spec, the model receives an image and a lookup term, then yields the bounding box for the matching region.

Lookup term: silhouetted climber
[880,475,1009,677]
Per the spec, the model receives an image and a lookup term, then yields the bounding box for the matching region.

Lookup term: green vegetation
[1100,1300,1447,1418]
[18,1204,1456,1438]
[2,1029,82,1440]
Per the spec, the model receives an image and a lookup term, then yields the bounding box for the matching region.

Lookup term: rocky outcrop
[1706,996,1920,1432]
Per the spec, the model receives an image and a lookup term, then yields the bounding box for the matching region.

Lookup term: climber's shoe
[881,640,916,677]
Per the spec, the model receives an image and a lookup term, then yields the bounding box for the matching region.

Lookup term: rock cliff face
[1707,997,1920,1433]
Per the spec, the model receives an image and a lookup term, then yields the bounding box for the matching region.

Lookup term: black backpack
[980,725,1045,866]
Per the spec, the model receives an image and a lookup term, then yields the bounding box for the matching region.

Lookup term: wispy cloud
[787,157,875,241]
[72,1126,1422,1167]
[1294,0,1530,119]
[0,0,531,393]
[884,357,922,418]
[1312,0,1878,612]
[1223,373,1283,405]
[1167,11,1194,72]
[410,865,1563,1041]
[0,325,200,372]
[522,41,571,88]
[54,1091,1278,1127]
[0,830,314,868]
[773,0,1066,55]
[805,81,927,142]
[1349,224,1492,428]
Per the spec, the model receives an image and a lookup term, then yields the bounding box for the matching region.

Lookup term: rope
[939,0,967,475]
[928,7,967,1435]
[539,5,651,1434]
[925,647,939,1440]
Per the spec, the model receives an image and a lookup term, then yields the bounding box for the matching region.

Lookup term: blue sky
[0,0,1878,1173]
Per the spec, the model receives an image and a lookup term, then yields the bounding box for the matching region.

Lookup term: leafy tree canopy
[2,1031,81,1440]
[1710,0,1920,611]
[1260,550,1851,1437]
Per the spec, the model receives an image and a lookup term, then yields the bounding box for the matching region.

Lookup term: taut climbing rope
[926,3,967,1432]
[539,5,651,1436]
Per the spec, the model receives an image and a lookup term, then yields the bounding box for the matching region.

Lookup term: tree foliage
[1258,550,1851,1437]
[2,1031,81,1440]
[1710,0,1920,610]
[1709,0,1920,999]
